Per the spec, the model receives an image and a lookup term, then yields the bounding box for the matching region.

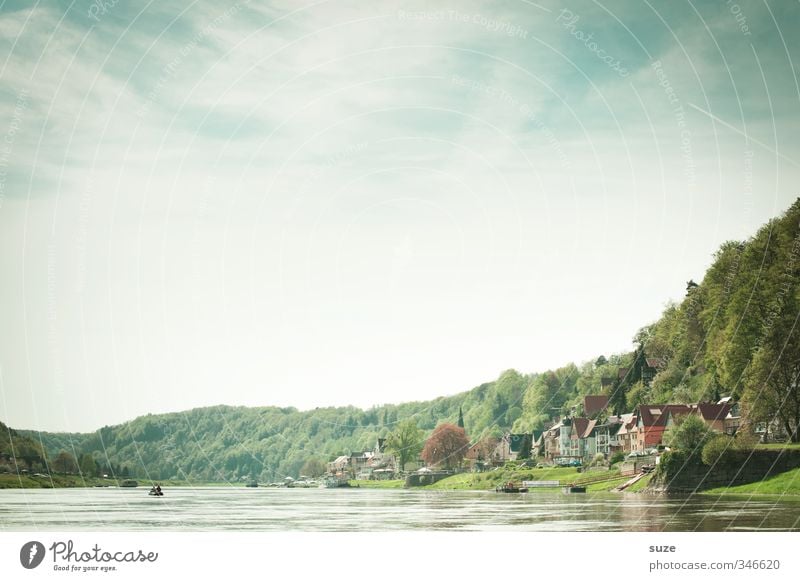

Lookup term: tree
[741,276,800,442]
[53,451,77,475]
[300,457,326,478]
[78,453,96,477]
[457,407,464,429]
[595,355,608,367]
[663,415,713,455]
[421,423,469,470]
[385,419,424,472]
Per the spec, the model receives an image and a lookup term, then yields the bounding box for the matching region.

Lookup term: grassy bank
[701,466,800,497]
[624,472,654,492]
[347,479,405,489]
[419,467,637,491]
[0,474,109,489]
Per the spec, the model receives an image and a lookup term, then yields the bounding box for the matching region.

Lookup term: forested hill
[13,199,800,479]
[1,421,47,470]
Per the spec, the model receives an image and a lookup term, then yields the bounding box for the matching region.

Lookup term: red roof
[581,419,597,439]
[584,395,609,416]
[695,403,732,422]
[571,417,590,439]
[637,404,693,427]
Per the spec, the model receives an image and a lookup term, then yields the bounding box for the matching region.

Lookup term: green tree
[78,453,96,477]
[742,298,800,442]
[53,451,78,475]
[663,415,713,455]
[300,457,326,477]
[385,419,424,472]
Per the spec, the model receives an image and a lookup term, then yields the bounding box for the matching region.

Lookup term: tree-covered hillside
[20,370,534,482]
[1,421,48,473]
[13,199,800,479]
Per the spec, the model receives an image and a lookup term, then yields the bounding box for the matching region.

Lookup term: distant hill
[1,420,47,473]
[13,199,800,479]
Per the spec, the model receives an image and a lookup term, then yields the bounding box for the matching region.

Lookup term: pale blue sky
[1,0,799,431]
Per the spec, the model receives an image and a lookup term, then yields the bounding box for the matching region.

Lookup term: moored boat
[562,486,586,494]
[496,482,528,493]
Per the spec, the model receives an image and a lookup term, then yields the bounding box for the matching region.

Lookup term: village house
[593,417,623,457]
[542,422,562,461]
[492,433,535,463]
[465,436,501,470]
[631,404,693,453]
[615,413,637,453]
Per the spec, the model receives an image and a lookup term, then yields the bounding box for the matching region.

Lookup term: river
[2,487,799,531]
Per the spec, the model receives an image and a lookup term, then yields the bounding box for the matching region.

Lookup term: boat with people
[148,484,164,496]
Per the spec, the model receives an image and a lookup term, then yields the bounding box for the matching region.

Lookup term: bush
[589,453,605,467]
[663,415,713,454]
[701,435,736,467]
[609,451,626,465]
[734,430,758,451]
[656,449,698,480]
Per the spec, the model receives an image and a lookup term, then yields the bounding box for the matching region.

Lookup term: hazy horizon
[2,0,799,432]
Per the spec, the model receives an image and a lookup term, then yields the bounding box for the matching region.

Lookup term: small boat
[148,490,164,496]
[119,479,138,488]
[562,486,586,494]
[496,482,528,493]
[245,481,259,488]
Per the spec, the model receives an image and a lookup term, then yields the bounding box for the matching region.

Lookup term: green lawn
[702,466,800,496]
[585,476,630,492]
[624,472,654,492]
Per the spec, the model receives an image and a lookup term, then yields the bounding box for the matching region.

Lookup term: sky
[1,0,799,433]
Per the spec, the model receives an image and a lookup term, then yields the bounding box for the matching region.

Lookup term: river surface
[1,487,799,531]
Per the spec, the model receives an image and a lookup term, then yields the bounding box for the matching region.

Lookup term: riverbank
[419,467,633,492]
[0,474,245,489]
[701,466,800,497]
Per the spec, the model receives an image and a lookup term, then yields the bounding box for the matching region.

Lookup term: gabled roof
[581,419,597,439]
[637,404,693,427]
[695,402,732,422]
[584,395,610,416]
[570,417,590,439]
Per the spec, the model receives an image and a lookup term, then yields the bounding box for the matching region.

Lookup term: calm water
[1,487,799,531]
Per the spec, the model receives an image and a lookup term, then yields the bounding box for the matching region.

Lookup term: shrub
[656,449,696,480]
[734,430,758,451]
[701,435,736,467]
[590,453,605,467]
[663,415,713,455]
[609,451,626,465]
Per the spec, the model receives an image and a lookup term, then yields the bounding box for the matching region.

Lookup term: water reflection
[1,488,799,531]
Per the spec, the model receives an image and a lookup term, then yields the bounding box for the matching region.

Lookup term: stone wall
[652,449,800,493]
